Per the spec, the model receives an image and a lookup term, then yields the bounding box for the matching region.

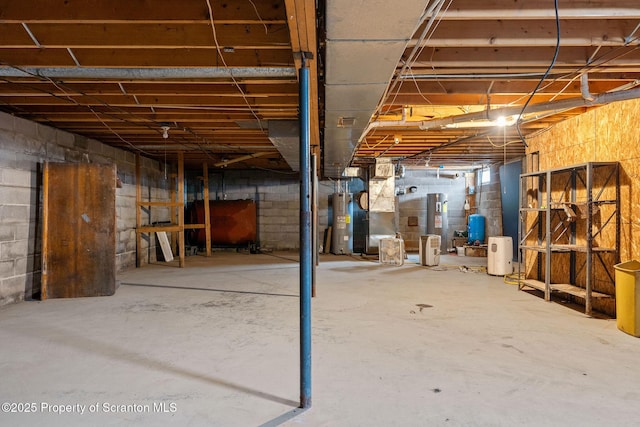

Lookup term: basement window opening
[481,168,490,184]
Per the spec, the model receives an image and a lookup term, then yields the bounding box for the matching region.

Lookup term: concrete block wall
[396,168,468,251]
[0,111,166,306]
[475,164,503,239]
[189,167,491,254]
[199,170,303,250]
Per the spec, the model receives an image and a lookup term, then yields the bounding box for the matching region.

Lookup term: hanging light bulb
[161,125,170,139]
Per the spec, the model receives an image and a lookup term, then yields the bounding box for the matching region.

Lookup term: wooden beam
[137,201,184,207]
[412,19,640,48]
[41,162,49,299]
[177,151,185,268]
[137,225,182,233]
[0,94,297,106]
[383,93,577,106]
[170,170,177,254]
[284,0,320,149]
[0,81,299,97]
[434,0,640,21]
[183,224,206,229]
[0,48,294,68]
[1,23,291,49]
[392,80,631,96]
[203,162,211,257]
[414,46,640,67]
[213,152,270,167]
[0,0,287,23]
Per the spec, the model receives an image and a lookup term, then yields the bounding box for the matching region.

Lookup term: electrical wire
[250,166,298,175]
[248,0,269,35]
[505,42,640,108]
[504,272,524,285]
[368,0,638,162]
[359,0,451,156]
[1,68,157,157]
[0,63,247,161]
[378,0,452,117]
[515,0,561,147]
[204,0,265,132]
[485,135,528,148]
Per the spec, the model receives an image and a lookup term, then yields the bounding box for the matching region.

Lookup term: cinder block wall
[199,170,297,250]
[195,167,490,253]
[191,170,334,251]
[475,164,503,240]
[0,112,166,306]
[208,168,474,253]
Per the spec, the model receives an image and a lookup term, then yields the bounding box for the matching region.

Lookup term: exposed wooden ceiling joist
[0,0,306,170]
[351,0,640,169]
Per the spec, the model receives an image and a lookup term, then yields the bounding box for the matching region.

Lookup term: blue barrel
[467,214,485,244]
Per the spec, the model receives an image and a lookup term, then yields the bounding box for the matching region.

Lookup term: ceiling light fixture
[444,115,518,129]
[160,124,170,139]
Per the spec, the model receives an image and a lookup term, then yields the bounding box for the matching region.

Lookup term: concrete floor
[1,252,640,426]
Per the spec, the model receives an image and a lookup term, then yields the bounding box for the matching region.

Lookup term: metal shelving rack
[518,162,620,315]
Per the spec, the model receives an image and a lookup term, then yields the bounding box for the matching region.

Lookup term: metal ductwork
[268,120,300,171]
[323,0,433,178]
[0,67,297,79]
[359,86,640,136]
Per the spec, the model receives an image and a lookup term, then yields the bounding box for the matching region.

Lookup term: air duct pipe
[359,86,640,141]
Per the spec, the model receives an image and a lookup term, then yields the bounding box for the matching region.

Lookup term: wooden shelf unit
[135,153,188,267]
[517,162,620,315]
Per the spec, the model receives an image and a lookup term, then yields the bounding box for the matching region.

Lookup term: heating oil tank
[331,193,353,254]
[426,193,448,253]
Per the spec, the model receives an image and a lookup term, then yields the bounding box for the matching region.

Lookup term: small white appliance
[487,236,513,275]
[379,238,405,266]
[419,234,441,266]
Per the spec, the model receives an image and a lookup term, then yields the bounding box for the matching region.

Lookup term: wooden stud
[177,151,185,268]
[203,162,212,257]
[170,171,177,254]
[41,162,49,300]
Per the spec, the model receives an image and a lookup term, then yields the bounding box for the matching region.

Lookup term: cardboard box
[465,245,487,257]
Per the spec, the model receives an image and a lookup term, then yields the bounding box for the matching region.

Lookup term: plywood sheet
[527,100,640,171]
[525,98,640,313]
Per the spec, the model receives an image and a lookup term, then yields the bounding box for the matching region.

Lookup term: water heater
[331,193,353,254]
[426,193,448,253]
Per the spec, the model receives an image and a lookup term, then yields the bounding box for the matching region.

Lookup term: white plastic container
[487,236,513,275]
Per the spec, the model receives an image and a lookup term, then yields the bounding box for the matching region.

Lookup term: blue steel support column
[299,54,312,409]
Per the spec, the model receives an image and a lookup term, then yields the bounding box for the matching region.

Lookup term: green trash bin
[614,260,640,337]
